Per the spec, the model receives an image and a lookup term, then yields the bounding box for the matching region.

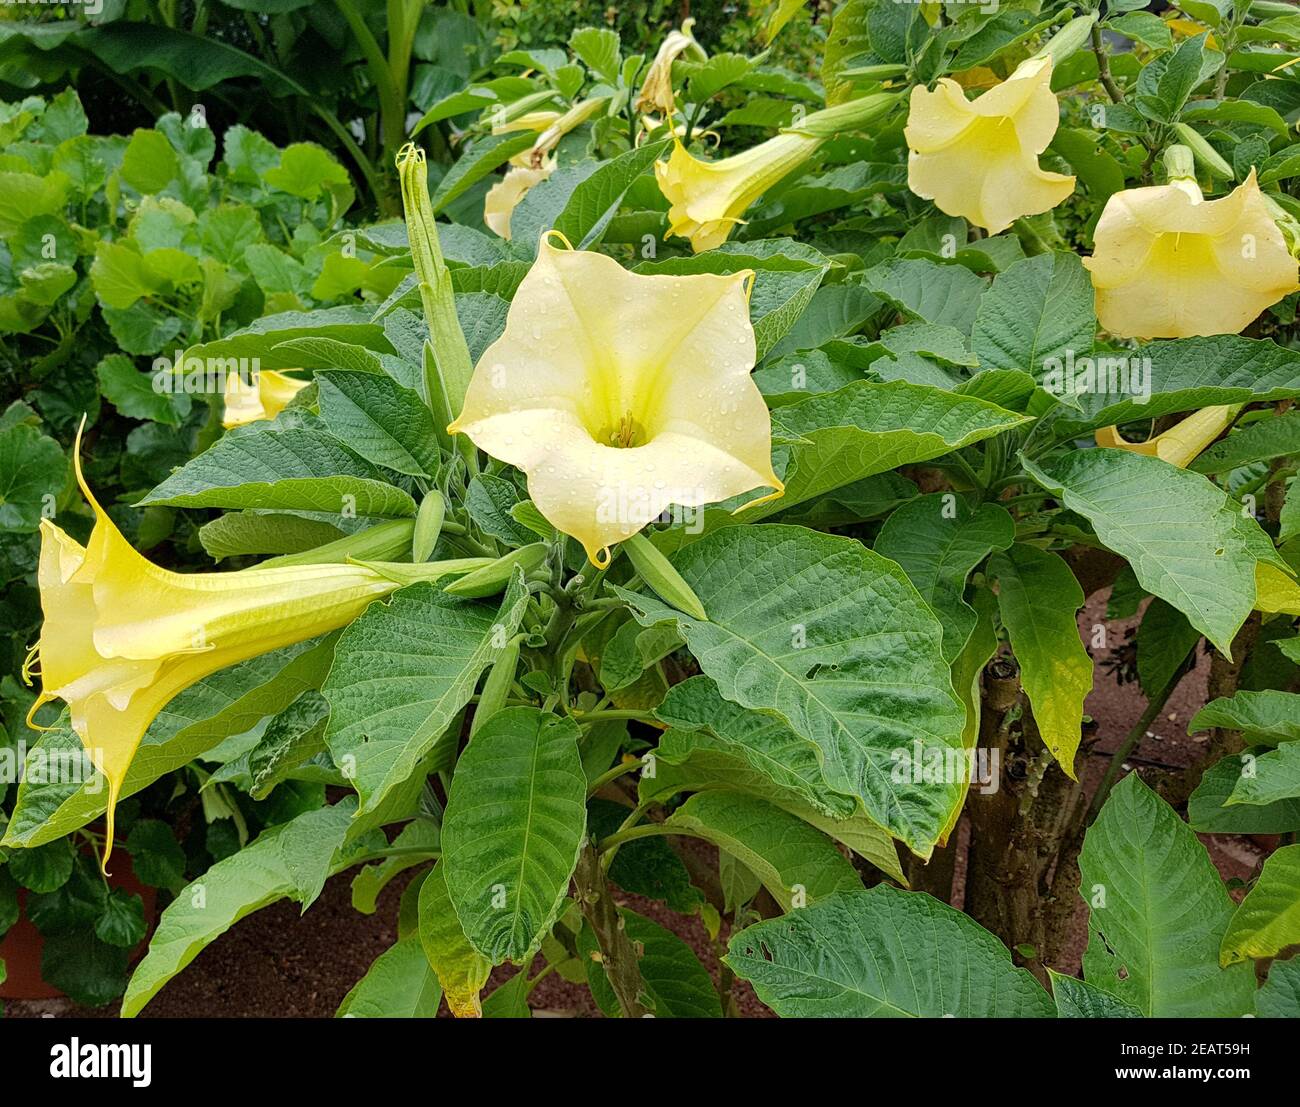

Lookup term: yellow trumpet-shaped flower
[222,369,309,428]
[635,18,706,117]
[1095,404,1240,469]
[904,56,1075,234]
[26,426,483,870]
[655,131,822,253]
[448,233,782,564]
[484,162,554,240]
[1083,170,1299,339]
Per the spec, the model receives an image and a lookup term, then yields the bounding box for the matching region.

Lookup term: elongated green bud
[347,556,493,587]
[622,532,707,621]
[413,490,446,562]
[257,519,414,568]
[1033,13,1099,67]
[1174,124,1234,180]
[1164,143,1197,184]
[396,143,475,444]
[444,542,548,598]
[787,92,899,140]
[471,633,523,737]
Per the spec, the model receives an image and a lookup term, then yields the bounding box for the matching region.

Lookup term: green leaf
[442,707,586,964]
[665,791,861,909]
[94,889,147,948]
[757,381,1027,519]
[90,240,166,310]
[1257,958,1300,1017]
[139,425,417,518]
[197,511,347,560]
[1022,450,1254,655]
[1047,970,1143,1017]
[464,473,536,548]
[316,370,440,478]
[587,799,701,913]
[579,908,722,1018]
[337,935,442,1017]
[8,838,74,892]
[1221,843,1300,963]
[351,820,440,915]
[125,820,187,890]
[182,306,390,371]
[1228,742,1300,806]
[96,353,186,426]
[123,799,372,1017]
[726,886,1054,1017]
[41,932,129,1007]
[432,131,536,215]
[568,26,621,83]
[1079,774,1255,1017]
[618,525,965,854]
[988,543,1092,776]
[0,422,65,532]
[1055,335,1300,433]
[1190,410,1300,473]
[861,257,985,333]
[264,142,349,201]
[323,576,529,816]
[4,636,335,848]
[547,139,669,252]
[1135,598,1200,696]
[1189,751,1300,833]
[417,864,491,1017]
[875,495,1015,662]
[121,128,179,192]
[971,252,1096,385]
[1190,690,1300,745]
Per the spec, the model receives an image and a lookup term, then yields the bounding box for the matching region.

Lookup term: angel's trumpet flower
[635,18,706,117]
[655,93,896,253]
[25,424,486,870]
[484,161,554,240]
[448,232,782,565]
[1095,404,1242,469]
[222,368,309,428]
[904,55,1074,234]
[1083,150,1299,339]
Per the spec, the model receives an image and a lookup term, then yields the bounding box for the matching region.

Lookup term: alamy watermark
[151,351,261,395]
[1042,348,1152,403]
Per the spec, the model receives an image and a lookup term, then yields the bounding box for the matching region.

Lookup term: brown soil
[4,591,1271,1018]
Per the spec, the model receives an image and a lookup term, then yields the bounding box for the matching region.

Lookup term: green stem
[587,759,642,797]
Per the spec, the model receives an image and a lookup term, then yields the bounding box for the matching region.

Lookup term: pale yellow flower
[904,56,1075,234]
[635,18,705,117]
[448,233,782,564]
[1083,170,1299,339]
[654,131,821,253]
[222,369,309,428]
[25,426,483,869]
[1094,405,1239,468]
[484,162,554,240]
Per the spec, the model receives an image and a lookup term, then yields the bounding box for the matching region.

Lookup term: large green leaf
[1228,742,1300,806]
[140,425,416,517]
[315,370,441,479]
[579,908,722,1018]
[751,381,1027,519]
[1078,774,1255,1017]
[336,935,442,1018]
[441,708,586,964]
[0,423,66,532]
[1189,751,1300,834]
[181,307,391,371]
[122,799,380,1017]
[551,139,670,251]
[988,543,1092,776]
[1047,970,1143,1018]
[1257,958,1300,1018]
[1190,409,1300,474]
[861,257,985,333]
[726,886,1054,1017]
[1055,335,1300,433]
[1220,843,1300,964]
[3,637,334,848]
[971,252,1095,384]
[1022,450,1254,654]
[664,791,861,909]
[417,865,491,1018]
[875,495,1014,662]
[617,525,965,854]
[323,575,528,817]
[1190,690,1300,745]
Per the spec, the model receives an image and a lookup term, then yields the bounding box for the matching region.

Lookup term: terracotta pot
[0,854,157,1001]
